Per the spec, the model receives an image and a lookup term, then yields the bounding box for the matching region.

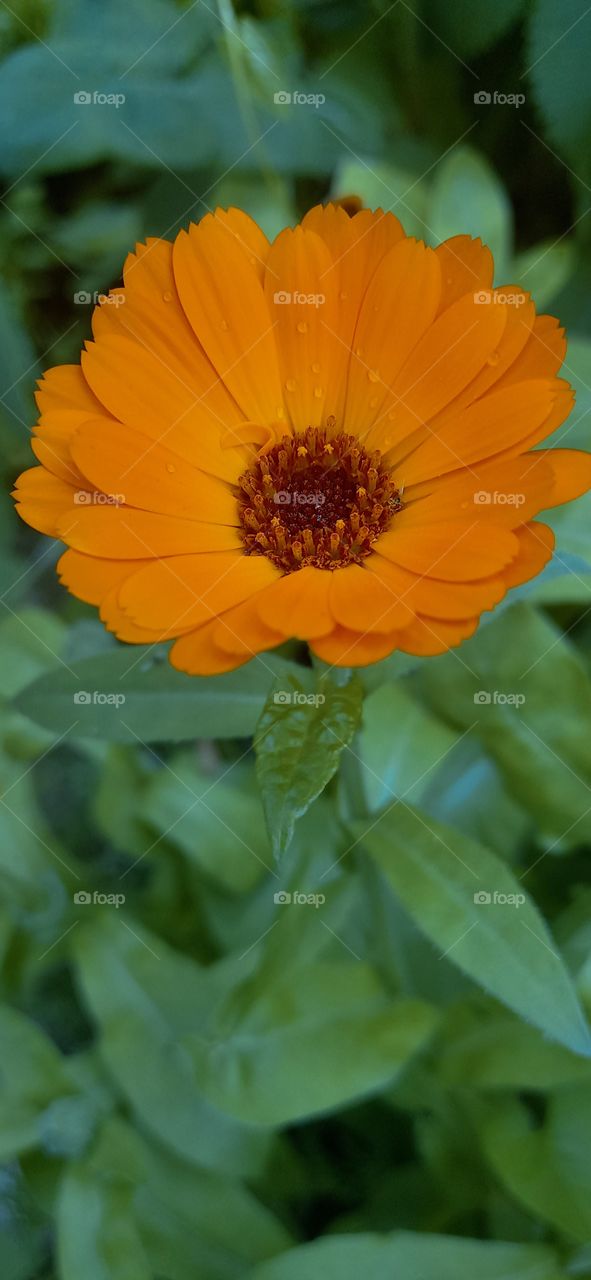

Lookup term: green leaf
[358,682,458,811]
[426,148,512,281]
[425,0,526,57]
[418,603,591,844]
[0,1005,74,1161]
[73,914,271,1177]
[58,1161,150,1280]
[249,1231,566,1280]
[14,646,305,742]
[477,1087,591,1241]
[143,754,271,892]
[255,673,363,858]
[438,1001,591,1090]
[527,0,591,164]
[184,961,438,1125]
[512,239,574,310]
[332,156,430,240]
[354,804,591,1056]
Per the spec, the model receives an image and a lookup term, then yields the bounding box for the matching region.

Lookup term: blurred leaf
[356,804,591,1056]
[426,148,512,280]
[0,1005,75,1161]
[58,1159,150,1280]
[358,682,458,812]
[14,647,305,742]
[332,156,430,239]
[184,961,438,1125]
[249,1231,566,1280]
[73,914,271,1176]
[527,0,591,165]
[255,673,362,859]
[477,1087,591,1241]
[438,1001,591,1090]
[512,239,574,309]
[418,603,591,845]
[143,753,271,891]
[425,0,526,57]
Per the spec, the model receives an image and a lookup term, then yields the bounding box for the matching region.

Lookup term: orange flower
[13,204,591,674]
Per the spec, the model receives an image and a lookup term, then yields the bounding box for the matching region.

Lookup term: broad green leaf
[249,1231,566,1280]
[0,1006,74,1161]
[527,0,591,164]
[418,604,591,844]
[477,1088,591,1241]
[14,646,305,742]
[426,148,512,280]
[183,961,438,1125]
[143,754,271,892]
[438,1002,591,1090]
[512,239,574,309]
[58,1161,150,1280]
[255,674,362,858]
[0,608,66,697]
[355,804,591,1056]
[358,682,458,811]
[72,914,271,1177]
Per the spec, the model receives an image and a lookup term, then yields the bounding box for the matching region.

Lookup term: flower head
[14,204,591,673]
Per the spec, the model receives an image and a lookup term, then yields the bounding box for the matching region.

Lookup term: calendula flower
[14,204,591,673]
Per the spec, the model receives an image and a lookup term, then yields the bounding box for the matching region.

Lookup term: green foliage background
[2,0,591,1276]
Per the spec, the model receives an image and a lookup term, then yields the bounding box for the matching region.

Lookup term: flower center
[237,422,402,571]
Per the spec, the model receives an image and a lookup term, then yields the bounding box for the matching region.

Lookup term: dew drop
[220,319,229,331]
[313,386,323,399]
[355,346,364,359]
[369,396,379,409]
[487,350,500,366]
[285,378,296,392]
[297,320,308,334]
[162,290,173,303]
[276,405,285,418]
[368,369,380,383]
[166,463,176,474]
[311,361,321,374]
[339,291,348,301]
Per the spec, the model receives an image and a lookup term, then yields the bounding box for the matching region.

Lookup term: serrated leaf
[354,804,591,1056]
[255,673,363,858]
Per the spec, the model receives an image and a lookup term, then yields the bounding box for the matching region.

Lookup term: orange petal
[501,520,554,590]
[397,613,479,655]
[13,468,79,536]
[173,214,284,427]
[58,549,142,606]
[376,521,519,580]
[329,562,415,632]
[434,235,493,313]
[256,566,334,638]
[119,552,279,631]
[533,448,591,508]
[56,505,242,558]
[309,626,402,667]
[70,417,239,524]
[367,553,507,619]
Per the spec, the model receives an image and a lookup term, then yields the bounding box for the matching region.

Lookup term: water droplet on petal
[285,379,296,392]
[276,405,285,418]
[313,386,323,399]
[166,463,176,474]
[220,319,229,331]
[297,320,308,334]
[487,350,500,366]
[163,290,173,303]
[369,396,379,409]
[339,291,348,301]
[368,369,380,383]
[311,362,321,374]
